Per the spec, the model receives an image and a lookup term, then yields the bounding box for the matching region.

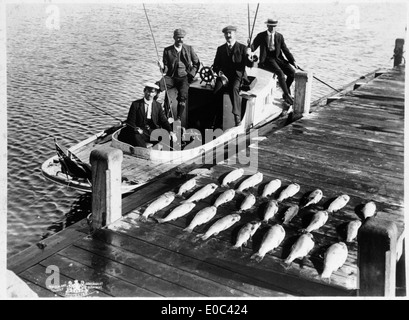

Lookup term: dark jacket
[163,44,200,78]
[212,41,254,81]
[251,31,295,67]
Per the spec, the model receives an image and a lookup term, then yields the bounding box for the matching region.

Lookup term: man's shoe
[234,115,242,126]
[283,93,294,105]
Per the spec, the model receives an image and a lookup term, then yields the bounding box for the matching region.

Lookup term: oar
[296,66,340,93]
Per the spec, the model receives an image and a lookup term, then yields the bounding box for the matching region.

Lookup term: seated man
[118,83,177,148]
[157,28,200,121]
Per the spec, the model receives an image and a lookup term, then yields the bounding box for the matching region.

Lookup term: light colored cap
[144,82,160,90]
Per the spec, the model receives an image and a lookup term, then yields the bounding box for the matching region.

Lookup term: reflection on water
[6,3,407,257]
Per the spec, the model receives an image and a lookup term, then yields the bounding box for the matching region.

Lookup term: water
[6,2,407,258]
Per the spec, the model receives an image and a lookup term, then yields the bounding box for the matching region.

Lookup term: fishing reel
[198,66,215,86]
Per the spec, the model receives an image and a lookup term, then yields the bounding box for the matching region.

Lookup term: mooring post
[393,38,404,67]
[90,146,123,229]
[357,217,398,296]
[293,70,312,118]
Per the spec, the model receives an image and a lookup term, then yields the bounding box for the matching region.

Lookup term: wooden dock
[7,66,405,297]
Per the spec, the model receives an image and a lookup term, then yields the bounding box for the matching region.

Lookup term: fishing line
[296,66,341,93]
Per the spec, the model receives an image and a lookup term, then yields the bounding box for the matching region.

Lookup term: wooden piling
[393,38,404,67]
[90,146,123,229]
[357,217,399,296]
[293,70,312,117]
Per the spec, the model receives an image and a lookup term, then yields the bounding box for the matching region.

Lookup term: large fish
[303,210,328,233]
[221,168,244,187]
[214,189,235,208]
[263,200,279,223]
[183,206,217,233]
[261,179,281,198]
[362,201,376,219]
[182,183,218,203]
[321,242,348,279]
[176,177,197,197]
[141,191,176,219]
[236,172,263,192]
[346,219,362,242]
[284,232,315,265]
[302,189,323,208]
[197,214,241,241]
[156,202,196,224]
[282,204,299,225]
[232,221,261,250]
[251,224,285,262]
[327,194,350,213]
[277,183,300,202]
[239,194,256,212]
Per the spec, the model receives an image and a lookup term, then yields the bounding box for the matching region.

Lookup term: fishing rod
[248,3,260,45]
[142,3,175,120]
[296,66,341,93]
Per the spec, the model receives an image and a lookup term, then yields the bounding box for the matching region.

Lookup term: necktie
[269,33,274,51]
[145,103,151,119]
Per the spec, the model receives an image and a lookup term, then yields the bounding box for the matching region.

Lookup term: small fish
[239,194,256,212]
[346,219,362,242]
[302,189,323,208]
[282,204,299,225]
[236,172,263,192]
[182,183,218,203]
[284,232,315,265]
[250,224,286,262]
[232,221,262,250]
[263,200,279,223]
[176,177,196,197]
[197,214,241,241]
[214,189,235,207]
[222,168,244,187]
[156,202,196,224]
[362,201,376,219]
[277,183,300,202]
[183,206,217,233]
[327,194,350,213]
[261,179,281,198]
[142,191,176,219]
[303,210,328,233]
[321,242,348,279]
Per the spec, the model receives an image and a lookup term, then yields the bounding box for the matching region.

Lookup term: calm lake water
[6,2,407,258]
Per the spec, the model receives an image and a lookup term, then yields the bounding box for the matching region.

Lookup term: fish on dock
[261,179,281,198]
[197,214,241,241]
[141,191,176,220]
[250,224,285,262]
[321,242,348,279]
[176,177,197,197]
[182,183,218,203]
[327,194,350,213]
[183,206,217,233]
[263,200,279,223]
[156,202,196,224]
[346,219,362,242]
[232,221,262,250]
[284,232,315,266]
[236,172,263,192]
[303,210,328,233]
[302,189,323,208]
[239,194,256,212]
[213,189,235,208]
[282,204,299,225]
[362,201,376,219]
[277,183,300,202]
[221,168,244,187]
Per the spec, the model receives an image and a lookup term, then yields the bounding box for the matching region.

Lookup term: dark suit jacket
[251,31,295,67]
[212,42,254,81]
[163,44,200,78]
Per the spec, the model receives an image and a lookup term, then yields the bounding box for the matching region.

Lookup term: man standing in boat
[157,28,200,121]
[250,19,298,106]
[212,25,254,127]
[118,83,177,148]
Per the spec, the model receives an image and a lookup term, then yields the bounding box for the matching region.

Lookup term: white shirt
[226,41,236,50]
[174,45,182,52]
[267,30,275,51]
[144,98,152,119]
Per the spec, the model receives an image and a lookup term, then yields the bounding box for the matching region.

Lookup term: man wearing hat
[118,82,177,148]
[212,25,254,126]
[157,28,200,121]
[250,19,298,105]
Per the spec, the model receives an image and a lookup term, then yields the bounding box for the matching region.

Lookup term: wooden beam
[294,70,312,117]
[393,38,404,67]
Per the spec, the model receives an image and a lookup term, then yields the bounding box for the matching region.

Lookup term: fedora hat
[265,19,278,26]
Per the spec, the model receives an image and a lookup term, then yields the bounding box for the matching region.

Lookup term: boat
[41,66,287,193]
